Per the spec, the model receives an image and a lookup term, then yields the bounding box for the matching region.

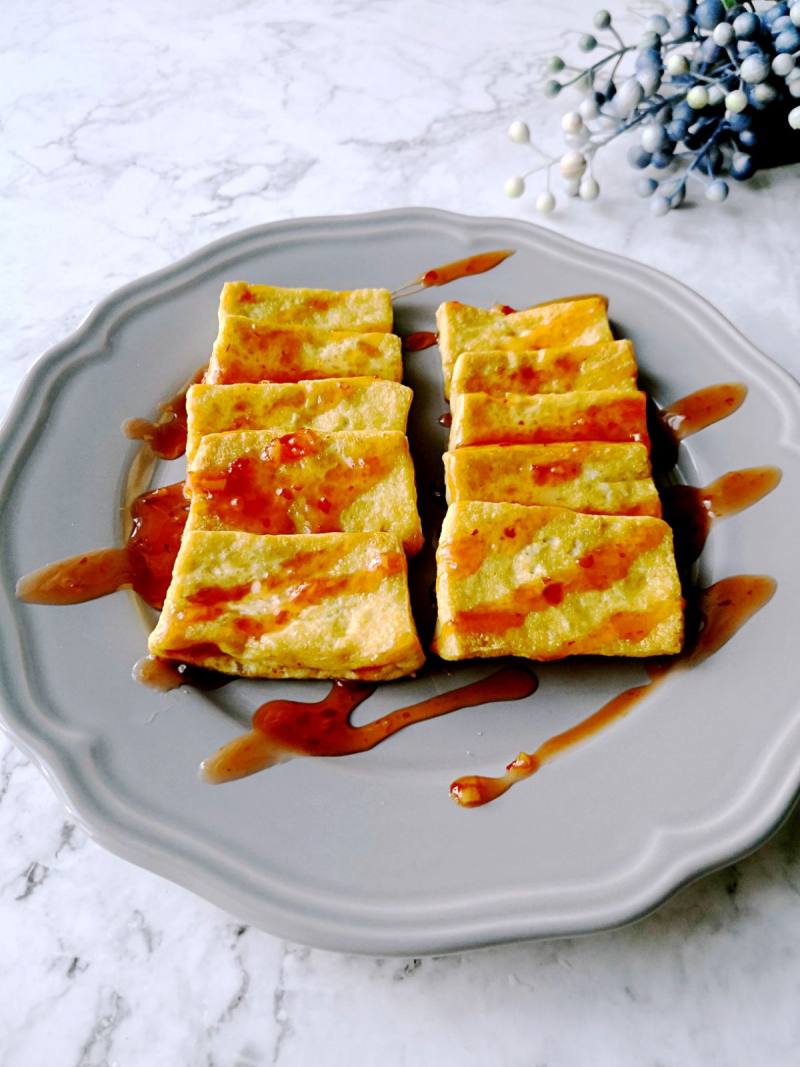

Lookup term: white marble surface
[2,0,800,1062]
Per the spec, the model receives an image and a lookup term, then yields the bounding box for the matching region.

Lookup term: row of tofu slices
[149,284,683,681]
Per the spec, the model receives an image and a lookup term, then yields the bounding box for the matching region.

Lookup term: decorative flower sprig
[505,0,800,215]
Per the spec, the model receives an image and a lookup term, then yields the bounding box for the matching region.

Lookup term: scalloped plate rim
[1,207,799,955]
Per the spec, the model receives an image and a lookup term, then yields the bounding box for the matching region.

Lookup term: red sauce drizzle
[122,367,206,460]
[16,482,188,611]
[201,666,537,783]
[664,466,782,567]
[420,250,514,289]
[190,429,398,536]
[450,575,776,807]
[663,382,747,440]
[402,331,438,352]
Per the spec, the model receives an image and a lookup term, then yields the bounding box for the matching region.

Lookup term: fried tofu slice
[436,296,613,398]
[206,317,402,385]
[433,501,683,661]
[186,428,423,555]
[219,283,393,332]
[148,530,425,680]
[449,390,649,449]
[450,340,637,398]
[444,442,661,517]
[185,378,412,462]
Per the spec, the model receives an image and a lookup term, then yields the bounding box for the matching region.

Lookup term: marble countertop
[3,0,800,1062]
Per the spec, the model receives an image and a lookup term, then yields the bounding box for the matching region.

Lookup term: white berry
[713,22,734,46]
[579,97,600,121]
[508,120,530,144]
[579,175,600,200]
[615,78,644,115]
[687,85,709,109]
[707,84,725,106]
[725,89,748,113]
[559,150,587,179]
[563,177,581,197]
[504,176,525,198]
[536,191,556,214]
[791,2,800,26]
[667,54,689,76]
[561,111,583,135]
[753,83,777,103]
[773,53,795,77]
[790,105,800,129]
[741,54,770,84]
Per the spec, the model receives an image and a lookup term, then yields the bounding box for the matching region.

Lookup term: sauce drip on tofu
[16,482,188,611]
[162,546,407,658]
[132,654,230,691]
[441,523,668,639]
[450,575,776,807]
[122,367,206,459]
[189,429,398,535]
[201,666,537,784]
[402,331,438,352]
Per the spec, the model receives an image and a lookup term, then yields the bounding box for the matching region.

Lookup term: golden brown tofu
[433,501,683,661]
[444,442,661,517]
[436,296,613,398]
[450,340,638,398]
[219,283,393,332]
[206,317,402,385]
[186,428,423,555]
[148,530,425,680]
[449,390,649,449]
[185,378,413,462]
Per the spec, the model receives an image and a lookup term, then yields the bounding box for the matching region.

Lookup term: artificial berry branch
[505,0,800,216]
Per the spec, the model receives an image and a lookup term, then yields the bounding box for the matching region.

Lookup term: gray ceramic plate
[1,209,799,956]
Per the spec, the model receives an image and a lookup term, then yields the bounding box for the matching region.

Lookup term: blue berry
[666,118,689,142]
[648,14,671,35]
[728,110,752,131]
[730,152,756,180]
[651,149,675,168]
[706,179,729,201]
[695,0,725,30]
[636,176,659,197]
[672,100,695,124]
[763,2,789,26]
[738,128,758,148]
[627,145,653,168]
[594,9,612,29]
[544,80,562,97]
[775,27,800,51]
[771,15,793,34]
[670,15,695,40]
[700,37,723,63]
[636,47,663,73]
[670,183,686,208]
[579,33,598,51]
[651,194,672,216]
[733,11,759,37]
[737,40,762,57]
